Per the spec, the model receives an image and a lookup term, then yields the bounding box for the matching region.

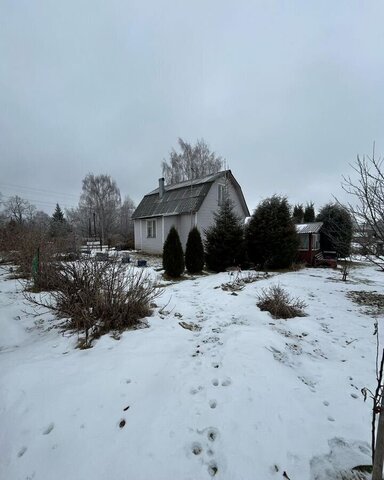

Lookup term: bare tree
[31,210,51,233]
[161,138,224,185]
[119,196,135,239]
[3,195,36,224]
[343,146,384,477]
[65,205,91,238]
[342,147,384,270]
[79,174,121,244]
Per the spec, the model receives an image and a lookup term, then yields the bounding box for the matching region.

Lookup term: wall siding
[197,177,247,240]
[134,217,163,254]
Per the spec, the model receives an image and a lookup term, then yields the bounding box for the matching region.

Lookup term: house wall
[134,217,163,254]
[134,215,192,254]
[197,177,247,240]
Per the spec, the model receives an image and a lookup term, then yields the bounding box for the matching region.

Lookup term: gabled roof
[296,222,323,234]
[132,170,249,219]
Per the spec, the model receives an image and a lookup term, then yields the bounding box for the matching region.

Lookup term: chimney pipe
[159,178,165,199]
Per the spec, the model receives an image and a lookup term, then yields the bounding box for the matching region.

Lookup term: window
[299,235,309,250]
[312,233,320,251]
[146,219,156,238]
[218,184,226,205]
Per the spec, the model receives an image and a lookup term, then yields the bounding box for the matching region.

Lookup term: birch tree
[79,174,121,243]
[162,138,224,184]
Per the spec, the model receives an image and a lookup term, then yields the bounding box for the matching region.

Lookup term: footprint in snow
[191,442,203,455]
[190,386,204,395]
[17,446,27,458]
[212,377,232,387]
[209,400,217,409]
[207,428,219,442]
[43,423,54,435]
[323,400,330,406]
[208,461,219,476]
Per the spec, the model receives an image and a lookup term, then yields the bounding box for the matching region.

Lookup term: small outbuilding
[296,222,323,265]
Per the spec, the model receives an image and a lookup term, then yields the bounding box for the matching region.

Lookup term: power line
[0,182,79,200]
[0,193,77,210]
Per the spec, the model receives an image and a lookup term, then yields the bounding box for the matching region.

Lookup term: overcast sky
[1,0,383,215]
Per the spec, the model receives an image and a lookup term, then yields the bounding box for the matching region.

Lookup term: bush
[0,221,79,285]
[246,196,299,269]
[25,257,161,347]
[204,199,244,272]
[163,226,185,277]
[185,227,204,274]
[256,284,307,319]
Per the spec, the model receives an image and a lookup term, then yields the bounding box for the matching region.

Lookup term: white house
[132,170,250,254]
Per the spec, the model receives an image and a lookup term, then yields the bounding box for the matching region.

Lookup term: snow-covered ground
[0,261,381,480]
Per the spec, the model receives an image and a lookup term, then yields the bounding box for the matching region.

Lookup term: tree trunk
[373,392,384,479]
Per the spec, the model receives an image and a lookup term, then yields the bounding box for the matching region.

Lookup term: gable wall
[196,177,247,239]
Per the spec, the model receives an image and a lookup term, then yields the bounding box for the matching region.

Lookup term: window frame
[312,233,320,251]
[146,219,157,238]
[298,234,309,251]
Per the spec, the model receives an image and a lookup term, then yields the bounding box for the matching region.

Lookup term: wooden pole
[373,353,384,480]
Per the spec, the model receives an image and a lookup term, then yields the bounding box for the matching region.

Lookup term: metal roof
[147,171,225,195]
[132,182,211,219]
[132,170,250,219]
[296,222,323,234]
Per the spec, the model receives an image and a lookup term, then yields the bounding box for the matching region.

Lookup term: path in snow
[0,264,377,479]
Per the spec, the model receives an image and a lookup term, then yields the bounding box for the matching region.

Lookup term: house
[132,170,250,254]
[353,222,384,256]
[296,222,323,265]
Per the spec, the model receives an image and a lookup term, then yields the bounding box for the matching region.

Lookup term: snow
[0,261,381,479]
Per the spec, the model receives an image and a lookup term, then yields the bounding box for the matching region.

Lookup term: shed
[296,222,323,265]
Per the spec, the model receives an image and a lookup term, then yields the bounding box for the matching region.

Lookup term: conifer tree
[204,199,244,272]
[50,203,69,237]
[292,204,304,223]
[185,227,204,274]
[246,196,299,269]
[163,226,185,277]
[52,203,65,223]
[303,202,315,222]
[316,203,353,257]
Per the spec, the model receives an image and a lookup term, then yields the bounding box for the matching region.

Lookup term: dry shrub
[25,257,161,347]
[257,284,307,319]
[1,225,79,289]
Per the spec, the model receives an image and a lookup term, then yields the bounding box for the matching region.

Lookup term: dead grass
[257,284,307,319]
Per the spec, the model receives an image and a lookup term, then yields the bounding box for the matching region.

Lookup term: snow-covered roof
[296,222,323,234]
